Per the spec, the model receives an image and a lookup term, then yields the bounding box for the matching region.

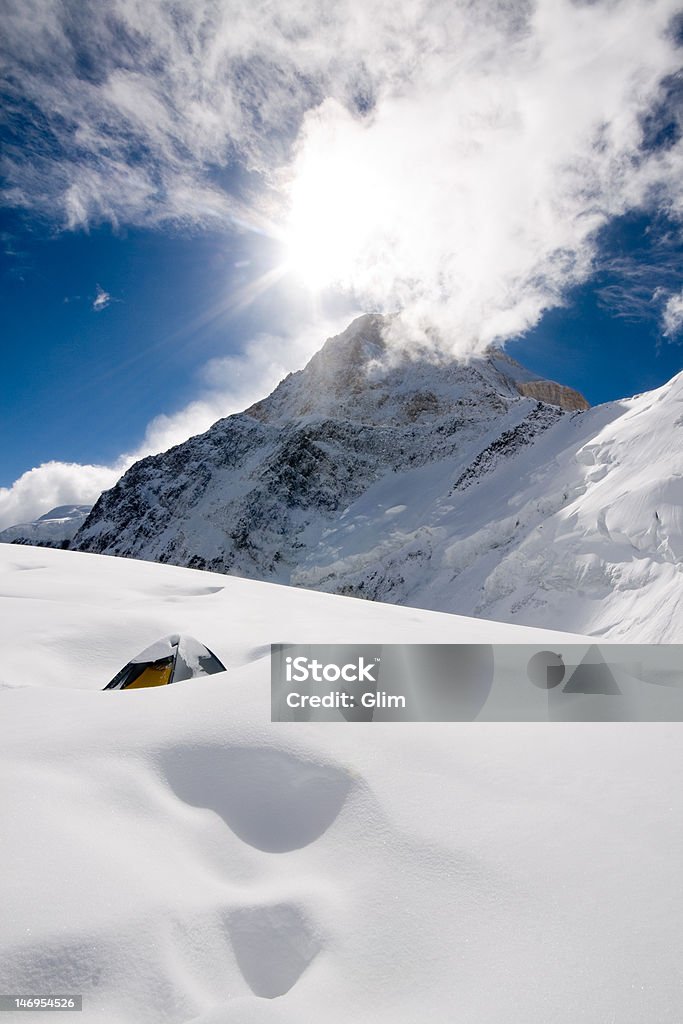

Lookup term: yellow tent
[104,634,226,690]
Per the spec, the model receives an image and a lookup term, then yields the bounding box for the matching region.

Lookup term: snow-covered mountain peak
[245,313,390,422]
[35,504,92,523]
[73,314,588,586]
[65,310,683,640]
[245,313,586,427]
[0,504,92,547]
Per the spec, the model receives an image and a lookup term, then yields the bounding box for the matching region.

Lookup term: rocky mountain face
[515,379,589,410]
[72,314,580,580]
[71,313,683,641]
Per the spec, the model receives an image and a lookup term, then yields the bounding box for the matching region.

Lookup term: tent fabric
[122,662,174,689]
[104,634,226,690]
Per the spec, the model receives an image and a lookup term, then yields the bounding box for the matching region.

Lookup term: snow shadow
[161,745,352,853]
[226,902,322,998]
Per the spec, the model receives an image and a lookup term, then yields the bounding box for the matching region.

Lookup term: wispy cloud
[594,218,683,330]
[92,284,111,312]
[662,289,683,336]
[1,1,682,352]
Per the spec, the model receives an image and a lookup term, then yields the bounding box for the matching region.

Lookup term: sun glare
[282,138,374,292]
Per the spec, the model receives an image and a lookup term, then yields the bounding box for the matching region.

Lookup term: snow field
[1,545,682,1023]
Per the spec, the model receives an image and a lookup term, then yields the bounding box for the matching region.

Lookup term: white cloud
[92,284,111,312]
[662,289,683,336]
[1,1,682,354]
[0,461,123,531]
[282,1,683,350]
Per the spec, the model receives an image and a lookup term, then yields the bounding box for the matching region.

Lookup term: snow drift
[1,544,682,1023]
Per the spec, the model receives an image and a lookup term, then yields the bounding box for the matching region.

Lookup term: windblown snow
[71,314,683,641]
[1,544,683,1023]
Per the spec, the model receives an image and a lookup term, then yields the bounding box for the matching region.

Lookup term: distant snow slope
[1,544,683,1024]
[0,504,91,546]
[296,373,683,641]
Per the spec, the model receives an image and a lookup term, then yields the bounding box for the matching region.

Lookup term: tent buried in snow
[104,634,226,690]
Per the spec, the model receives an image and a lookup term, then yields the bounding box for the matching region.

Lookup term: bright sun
[283,175,357,290]
[281,135,375,292]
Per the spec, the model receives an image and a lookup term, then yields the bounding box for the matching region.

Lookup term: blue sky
[511,212,683,402]
[0,211,294,484]
[1,0,682,527]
